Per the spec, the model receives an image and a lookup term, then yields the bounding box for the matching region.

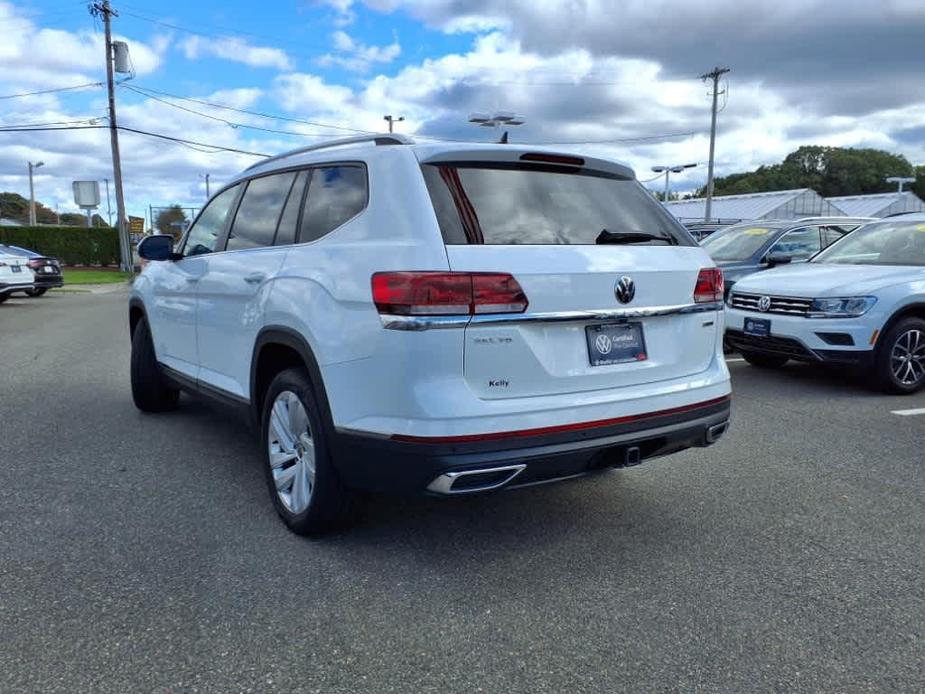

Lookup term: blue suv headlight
[807,296,877,318]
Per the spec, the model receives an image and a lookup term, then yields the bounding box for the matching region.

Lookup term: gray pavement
[1,290,923,693]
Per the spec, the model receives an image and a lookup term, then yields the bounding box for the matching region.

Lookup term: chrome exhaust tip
[427,464,527,495]
[705,421,729,445]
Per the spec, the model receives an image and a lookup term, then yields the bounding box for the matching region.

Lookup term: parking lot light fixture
[651,162,697,202]
[28,161,45,226]
[468,111,526,142]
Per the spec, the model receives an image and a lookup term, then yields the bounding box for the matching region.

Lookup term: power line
[126,83,373,134]
[0,124,269,157]
[0,82,103,100]
[119,84,340,137]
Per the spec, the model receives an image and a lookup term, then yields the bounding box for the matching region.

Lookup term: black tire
[130,319,180,412]
[741,351,789,368]
[25,287,48,297]
[261,367,356,536]
[873,317,925,394]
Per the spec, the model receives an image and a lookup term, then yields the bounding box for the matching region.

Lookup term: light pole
[886,176,915,195]
[383,115,404,133]
[200,173,211,198]
[468,111,525,143]
[28,161,44,225]
[651,163,697,202]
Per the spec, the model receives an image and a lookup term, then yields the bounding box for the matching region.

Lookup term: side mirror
[138,234,175,262]
[766,252,792,267]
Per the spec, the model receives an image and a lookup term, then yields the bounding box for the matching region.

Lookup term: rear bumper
[331,395,731,494]
[0,280,34,295]
[31,274,63,289]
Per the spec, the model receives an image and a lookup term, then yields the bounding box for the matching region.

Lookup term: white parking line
[891,407,925,416]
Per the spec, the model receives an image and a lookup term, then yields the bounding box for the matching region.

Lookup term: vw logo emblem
[595,334,613,355]
[757,296,772,312]
[615,276,635,304]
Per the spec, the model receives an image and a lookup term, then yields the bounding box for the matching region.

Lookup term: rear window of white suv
[422,162,691,246]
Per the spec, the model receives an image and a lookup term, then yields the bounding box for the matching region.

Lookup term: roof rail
[244,133,414,171]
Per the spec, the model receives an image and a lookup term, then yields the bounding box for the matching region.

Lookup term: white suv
[130,134,731,534]
[726,214,925,393]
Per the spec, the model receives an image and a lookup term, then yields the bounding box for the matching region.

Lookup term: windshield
[700,223,783,261]
[813,220,925,266]
[421,162,692,246]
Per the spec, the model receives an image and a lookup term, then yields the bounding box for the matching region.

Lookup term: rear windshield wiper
[595,229,674,245]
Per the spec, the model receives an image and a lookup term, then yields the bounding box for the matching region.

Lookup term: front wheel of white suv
[130,319,180,412]
[261,368,356,535]
[874,317,925,394]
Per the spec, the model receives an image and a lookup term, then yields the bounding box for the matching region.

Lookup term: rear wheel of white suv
[261,368,355,535]
[874,317,925,394]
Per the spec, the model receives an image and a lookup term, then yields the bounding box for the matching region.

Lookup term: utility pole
[28,161,44,225]
[91,1,132,271]
[383,115,404,133]
[700,66,730,223]
[201,173,211,198]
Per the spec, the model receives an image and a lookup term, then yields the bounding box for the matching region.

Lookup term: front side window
[814,221,925,266]
[770,226,822,260]
[421,163,690,246]
[226,172,297,252]
[300,166,368,243]
[182,185,241,257]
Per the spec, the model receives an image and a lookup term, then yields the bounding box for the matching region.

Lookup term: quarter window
[227,172,297,252]
[299,166,368,243]
[182,184,241,257]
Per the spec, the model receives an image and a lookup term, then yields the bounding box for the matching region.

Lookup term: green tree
[155,205,189,240]
[696,146,916,198]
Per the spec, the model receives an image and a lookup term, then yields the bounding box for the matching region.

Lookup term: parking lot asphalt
[1,290,923,694]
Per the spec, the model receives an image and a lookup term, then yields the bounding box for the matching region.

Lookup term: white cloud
[318,31,400,72]
[179,35,294,71]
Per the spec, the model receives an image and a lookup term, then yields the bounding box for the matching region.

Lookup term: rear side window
[421,163,691,246]
[300,165,368,243]
[182,184,241,257]
[771,226,822,260]
[227,172,297,252]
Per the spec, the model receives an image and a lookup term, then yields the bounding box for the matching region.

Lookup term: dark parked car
[0,244,64,296]
[700,217,873,296]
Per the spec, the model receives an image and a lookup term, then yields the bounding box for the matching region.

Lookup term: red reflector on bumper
[390,395,731,444]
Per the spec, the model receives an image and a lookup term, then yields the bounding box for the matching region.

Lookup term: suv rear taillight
[693,268,724,303]
[372,272,528,316]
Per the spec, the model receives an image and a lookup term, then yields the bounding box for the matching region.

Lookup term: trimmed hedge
[0,226,120,266]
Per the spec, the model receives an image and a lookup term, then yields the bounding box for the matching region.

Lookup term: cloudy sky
[2,0,924,222]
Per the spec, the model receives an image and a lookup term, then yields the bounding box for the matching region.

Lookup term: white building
[664,188,845,222]
[826,191,925,218]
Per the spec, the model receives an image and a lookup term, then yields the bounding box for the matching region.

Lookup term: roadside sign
[72,180,101,208]
[129,216,145,234]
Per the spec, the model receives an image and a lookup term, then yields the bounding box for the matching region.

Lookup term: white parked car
[130,134,731,534]
[0,250,35,303]
[726,214,925,393]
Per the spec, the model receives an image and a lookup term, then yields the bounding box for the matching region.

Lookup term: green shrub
[0,226,120,266]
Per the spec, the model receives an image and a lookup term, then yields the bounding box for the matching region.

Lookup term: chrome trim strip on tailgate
[380,301,724,331]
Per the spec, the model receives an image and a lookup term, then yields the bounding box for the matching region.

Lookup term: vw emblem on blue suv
[758,296,772,312]
[615,276,635,304]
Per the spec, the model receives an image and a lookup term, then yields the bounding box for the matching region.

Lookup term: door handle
[185,277,200,283]
[244,272,266,284]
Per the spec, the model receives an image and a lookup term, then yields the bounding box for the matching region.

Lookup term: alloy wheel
[890,329,925,386]
[267,390,316,514]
